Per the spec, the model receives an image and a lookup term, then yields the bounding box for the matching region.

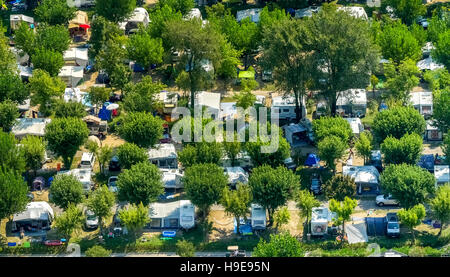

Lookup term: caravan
[251,204,267,230]
[311,207,335,236]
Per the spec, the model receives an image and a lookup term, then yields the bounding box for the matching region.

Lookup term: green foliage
[323,175,356,201]
[49,174,84,209]
[222,132,242,167]
[98,145,113,174]
[378,21,421,64]
[427,14,450,44]
[28,69,66,116]
[87,86,110,112]
[85,245,112,257]
[444,135,450,165]
[183,163,228,220]
[409,23,427,47]
[31,48,65,77]
[118,202,150,241]
[252,233,304,257]
[382,0,426,25]
[122,76,165,113]
[21,135,46,173]
[35,0,76,26]
[13,22,36,57]
[127,29,164,69]
[355,131,373,164]
[381,133,423,165]
[117,162,164,206]
[329,197,358,235]
[312,116,353,144]
[433,88,450,133]
[372,106,426,143]
[95,0,137,23]
[0,169,29,220]
[317,136,347,171]
[296,189,320,234]
[86,185,115,233]
[273,206,291,231]
[116,143,148,170]
[383,59,420,104]
[0,131,25,173]
[36,24,71,54]
[89,16,123,58]
[430,184,450,236]
[0,71,28,104]
[53,204,84,239]
[380,164,435,209]
[249,165,299,226]
[432,29,450,70]
[44,117,89,168]
[148,4,182,41]
[53,100,87,119]
[0,100,19,132]
[156,0,195,15]
[176,240,195,257]
[178,142,223,168]
[116,112,164,148]
[221,183,252,233]
[398,204,426,242]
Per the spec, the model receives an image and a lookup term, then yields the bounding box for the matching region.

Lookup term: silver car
[85,209,99,230]
[108,176,118,193]
[376,194,399,207]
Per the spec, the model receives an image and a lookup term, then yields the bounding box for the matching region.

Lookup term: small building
[194,91,221,119]
[148,200,195,230]
[425,120,443,141]
[66,0,95,8]
[336,89,367,117]
[11,118,51,139]
[345,118,364,137]
[434,165,450,187]
[148,144,178,169]
[343,166,380,195]
[63,48,89,68]
[282,123,309,147]
[338,6,368,20]
[251,204,266,230]
[410,91,433,116]
[68,11,90,41]
[271,96,307,121]
[160,168,183,189]
[236,8,262,23]
[225,167,249,188]
[10,14,34,32]
[58,168,93,192]
[59,65,84,87]
[119,7,150,35]
[12,202,54,233]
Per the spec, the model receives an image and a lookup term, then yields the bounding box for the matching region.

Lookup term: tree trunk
[330,91,337,116]
[99,217,103,236]
[294,89,303,123]
[188,55,196,109]
[268,208,274,227]
[236,216,240,235]
[438,224,443,236]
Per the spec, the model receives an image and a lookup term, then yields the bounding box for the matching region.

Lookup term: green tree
[443,135,450,165]
[370,74,379,96]
[35,0,76,26]
[252,233,304,257]
[427,14,450,44]
[127,29,164,71]
[117,112,164,148]
[13,22,36,58]
[53,204,84,240]
[122,76,165,113]
[148,4,182,40]
[98,145,113,175]
[323,175,356,201]
[409,23,427,47]
[118,202,149,242]
[355,131,373,164]
[223,132,242,167]
[234,91,256,110]
[176,239,195,257]
[312,116,353,144]
[86,185,115,234]
[380,164,435,209]
[0,169,29,229]
[89,16,123,58]
[85,245,112,257]
[381,133,423,165]
[0,131,25,173]
[0,71,28,104]
[398,204,426,243]
[0,100,19,132]
[31,48,65,77]
[378,22,422,64]
[249,165,299,226]
[45,117,89,168]
[183,163,228,222]
[329,197,358,238]
[53,100,87,119]
[430,184,450,236]
[95,0,137,23]
[221,183,252,234]
[383,59,420,104]
[36,24,71,54]
[423,69,450,92]
[432,29,450,70]
[116,143,148,170]
[156,0,194,15]
[117,162,164,206]
[318,136,347,171]
[382,0,426,25]
[87,86,110,114]
[372,106,426,143]
[273,206,291,232]
[178,142,223,168]
[49,174,84,209]
[296,189,320,234]
[432,88,450,133]
[28,69,66,116]
[21,135,46,175]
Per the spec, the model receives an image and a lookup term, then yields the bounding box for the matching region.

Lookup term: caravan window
[164,218,178,228]
[182,216,193,222]
[151,160,158,166]
[282,109,290,113]
[159,159,168,167]
[253,220,264,225]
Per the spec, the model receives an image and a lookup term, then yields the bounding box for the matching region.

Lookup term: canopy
[98,105,111,121]
[238,71,255,79]
[79,24,90,29]
[305,154,320,166]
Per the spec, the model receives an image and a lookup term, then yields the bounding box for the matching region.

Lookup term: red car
[44,240,63,246]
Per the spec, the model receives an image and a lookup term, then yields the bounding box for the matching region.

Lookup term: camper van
[80,152,95,169]
[311,207,332,236]
[58,169,93,193]
[251,204,267,230]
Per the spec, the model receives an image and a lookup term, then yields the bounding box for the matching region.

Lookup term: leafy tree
[273,206,291,232]
[89,16,123,58]
[118,202,149,242]
[21,135,46,175]
[427,14,450,44]
[176,240,195,257]
[98,145,113,175]
[409,23,427,47]
[380,164,435,209]
[306,3,379,115]
[109,64,132,93]
[382,0,426,25]
[372,106,426,143]
[86,185,115,234]
[312,116,353,144]
[215,37,242,82]
[0,169,29,228]
[116,112,164,148]
[329,197,358,238]
[433,88,450,133]
[0,26,16,72]
[378,22,421,64]
[258,6,289,38]
[398,204,426,243]
[323,175,356,201]
[49,174,84,209]
[36,24,71,54]
[0,100,19,132]
[116,143,148,170]
[95,0,136,23]
[35,0,76,26]
[53,100,87,119]
[156,0,194,15]
[87,86,110,114]
[252,233,304,257]
[370,74,379,96]
[13,22,36,58]
[45,117,89,168]
[127,29,164,71]
[31,48,65,77]
[85,245,112,257]
[221,183,252,234]
[234,91,256,111]
[296,189,320,234]
[444,135,450,165]
[223,132,242,167]
[53,204,84,240]
[0,71,28,104]
[28,69,66,116]
[148,4,183,40]
[381,133,423,165]
[178,142,223,168]
[432,29,450,70]
[0,131,26,173]
[430,184,450,236]
[183,163,228,221]
[122,76,165,113]
[424,69,450,92]
[355,131,373,164]
[317,136,347,171]
[383,59,420,104]
[249,165,299,226]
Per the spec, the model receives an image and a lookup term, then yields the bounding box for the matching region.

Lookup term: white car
[108,176,118,193]
[376,194,399,207]
[85,209,99,230]
[80,152,95,169]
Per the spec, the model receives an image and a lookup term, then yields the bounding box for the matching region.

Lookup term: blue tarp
[98,105,111,121]
[234,218,253,235]
[305,154,320,166]
[133,63,146,72]
[417,154,435,171]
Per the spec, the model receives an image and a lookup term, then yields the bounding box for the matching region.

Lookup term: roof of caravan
[236,8,262,23]
[128,7,149,23]
[59,66,84,78]
[148,144,177,159]
[13,201,53,222]
[343,166,379,184]
[63,48,89,62]
[410,91,433,106]
[435,165,450,183]
[10,14,34,23]
[251,204,266,219]
[312,207,329,222]
[149,200,194,218]
[12,118,51,137]
[336,89,367,106]
[338,6,368,20]
[160,169,183,189]
[272,96,296,107]
[194,91,221,111]
[345,118,363,134]
[58,168,92,184]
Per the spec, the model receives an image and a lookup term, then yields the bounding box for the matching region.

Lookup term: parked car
[376,194,399,207]
[284,157,297,171]
[96,71,110,84]
[79,152,95,169]
[386,212,400,238]
[44,240,63,246]
[84,209,99,230]
[310,173,322,195]
[109,156,121,172]
[108,176,118,193]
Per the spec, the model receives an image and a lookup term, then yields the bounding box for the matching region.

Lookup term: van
[80,152,95,169]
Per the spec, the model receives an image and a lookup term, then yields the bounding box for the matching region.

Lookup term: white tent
[59,66,84,87]
[338,6,368,20]
[63,48,89,67]
[12,118,51,139]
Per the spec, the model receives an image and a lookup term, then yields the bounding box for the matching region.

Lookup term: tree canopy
[95,0,137,23]
[117,143,148,170]
[252,233,304,257]
[381,133,423,165]
[0,169,29,221]
[49,174,84,209]
[117,112,164,148]
[35,0,76,26]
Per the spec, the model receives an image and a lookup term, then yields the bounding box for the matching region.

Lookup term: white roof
[18,64,32,77]
[81,152,94,162]
[283,123,307,134]
[157,91,178,107]
[127,7,149,23]
[345,118,364,134]
[12,118,51,137]
[338,6,368,20]
[337,89,367,106]
[63,48,88,62]
[225,167,249,184]
[422,42,435,53]
[295,6,321,18]
[64,88,89,104]
[10,14,34,24]
[59,66,84,78]
[148,144,177,159]
[251,203,266,219]
[236,8,262,23]
[417,57,445,71]
[366,0,381,7]
[272,96,296,107]
[220,102,237,120]
[434,165,450,184]
[410,91,433,106]
[194,91,221,111]
[13,201,53,222]
[343,166,380,184]
[312,207,330,223]
[426,120,439,131]
[160,168,183,189]
[149,200,194,219]
[17,99,31,111]
[58,168,92,184]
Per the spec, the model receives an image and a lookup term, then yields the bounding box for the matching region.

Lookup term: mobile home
[59,66,84,87]
[271,96,307,121]
[148,200,195,230]
[11,118,51,139]
[311,207,331,236]
[194,91,221,119]
[58,168,93,192]
[148,144,178,169]
[343,166,380,195]
[336,89,367,117]
[410,91,433,117]
[63,48,89,68]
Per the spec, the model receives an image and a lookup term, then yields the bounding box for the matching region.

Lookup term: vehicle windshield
[87,214,97,221]
[388,223,399,229]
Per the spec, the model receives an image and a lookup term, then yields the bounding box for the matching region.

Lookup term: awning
[79,24,91,29]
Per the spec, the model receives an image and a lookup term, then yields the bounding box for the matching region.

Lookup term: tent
[98,105,111,121]
[365,217,386,236]
[305,154,320,167]
[238,70,255,79]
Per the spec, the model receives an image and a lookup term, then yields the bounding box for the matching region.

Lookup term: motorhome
[251,204,267,230]
[119,7,150,35]
[271,96,307,121]
[148,144,178,169]
[58,169,93,192]
[336,89,367,118]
